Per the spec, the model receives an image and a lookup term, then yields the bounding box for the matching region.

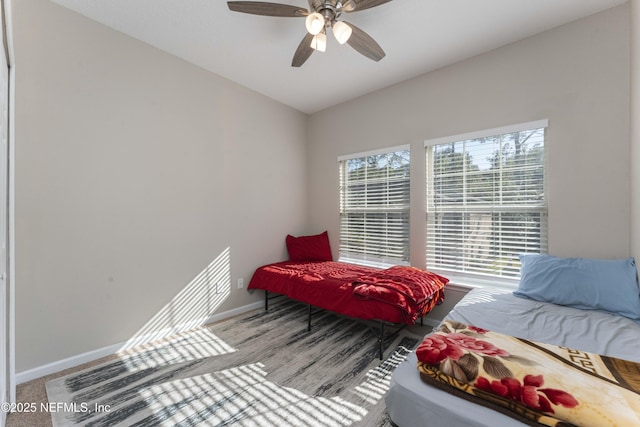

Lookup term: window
[425,120,547,282]
[339,146,410,267]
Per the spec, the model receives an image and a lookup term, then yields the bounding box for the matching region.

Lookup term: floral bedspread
[416,320,640,427]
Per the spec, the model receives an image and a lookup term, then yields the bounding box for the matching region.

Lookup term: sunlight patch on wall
[119,247,232,351]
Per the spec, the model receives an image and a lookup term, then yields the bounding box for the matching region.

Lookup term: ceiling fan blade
[343,0,392,13]
[292,33,315,67]
[344,22,385,62]
[227,1,308,17]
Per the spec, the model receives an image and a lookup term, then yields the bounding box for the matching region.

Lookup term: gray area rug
[46,299,425,426]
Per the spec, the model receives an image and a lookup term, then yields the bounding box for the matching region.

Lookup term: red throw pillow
[286,231,333,262]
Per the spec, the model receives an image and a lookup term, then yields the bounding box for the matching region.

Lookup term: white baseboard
[16,301,264,385]
[16,342,123,385]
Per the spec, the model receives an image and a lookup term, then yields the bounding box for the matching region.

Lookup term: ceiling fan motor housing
[309,0,342,24]
[309,0,340,10]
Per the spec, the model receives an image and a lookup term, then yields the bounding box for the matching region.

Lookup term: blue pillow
[514,254,640,321]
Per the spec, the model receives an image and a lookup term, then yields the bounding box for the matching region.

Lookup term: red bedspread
[352,266,448,323]
[248,261,447,324]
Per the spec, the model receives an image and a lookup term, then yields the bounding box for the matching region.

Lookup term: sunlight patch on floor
[351,345,411,405]
[116,327,236,372]
[137,363,368,426]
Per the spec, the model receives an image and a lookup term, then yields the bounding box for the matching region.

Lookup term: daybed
[247,232,448,358]
[386,255,640,427]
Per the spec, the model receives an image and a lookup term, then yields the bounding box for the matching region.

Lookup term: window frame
[424,120,548,288]
[338,144,411,268]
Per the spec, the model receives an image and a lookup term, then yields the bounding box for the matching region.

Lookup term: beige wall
[631,0,640,260]
[308,5,630,313]
[13,0,308,372]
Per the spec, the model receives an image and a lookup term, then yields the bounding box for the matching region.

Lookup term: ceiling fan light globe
[310,33,327,52]
[305,12,325,35]
[332,21,352,44]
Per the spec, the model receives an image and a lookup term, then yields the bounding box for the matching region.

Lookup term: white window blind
[339,147,410,267]
[426,121,547,280]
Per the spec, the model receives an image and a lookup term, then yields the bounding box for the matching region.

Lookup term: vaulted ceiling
[51,0,628,114]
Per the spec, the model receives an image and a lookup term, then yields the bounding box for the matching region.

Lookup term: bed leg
[379,321,384,360]
[308,304,312,332]
[265,291,269,311]
[420,316,424,327]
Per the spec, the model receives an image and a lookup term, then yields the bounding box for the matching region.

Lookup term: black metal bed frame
[264,290,423,360]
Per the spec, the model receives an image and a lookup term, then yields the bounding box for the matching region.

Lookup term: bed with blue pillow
[385,255,640,427]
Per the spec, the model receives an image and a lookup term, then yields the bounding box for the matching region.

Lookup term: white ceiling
[50,0,627,114]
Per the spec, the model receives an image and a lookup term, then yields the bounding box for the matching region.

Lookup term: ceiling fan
[227,0,391,67]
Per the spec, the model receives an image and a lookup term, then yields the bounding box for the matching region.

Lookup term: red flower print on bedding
[475,374,578,414]
[445,333,510,357]
[416,331,513,383]
[468,325,489,334]
[416,334,464,365]
[416,333,509,365]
